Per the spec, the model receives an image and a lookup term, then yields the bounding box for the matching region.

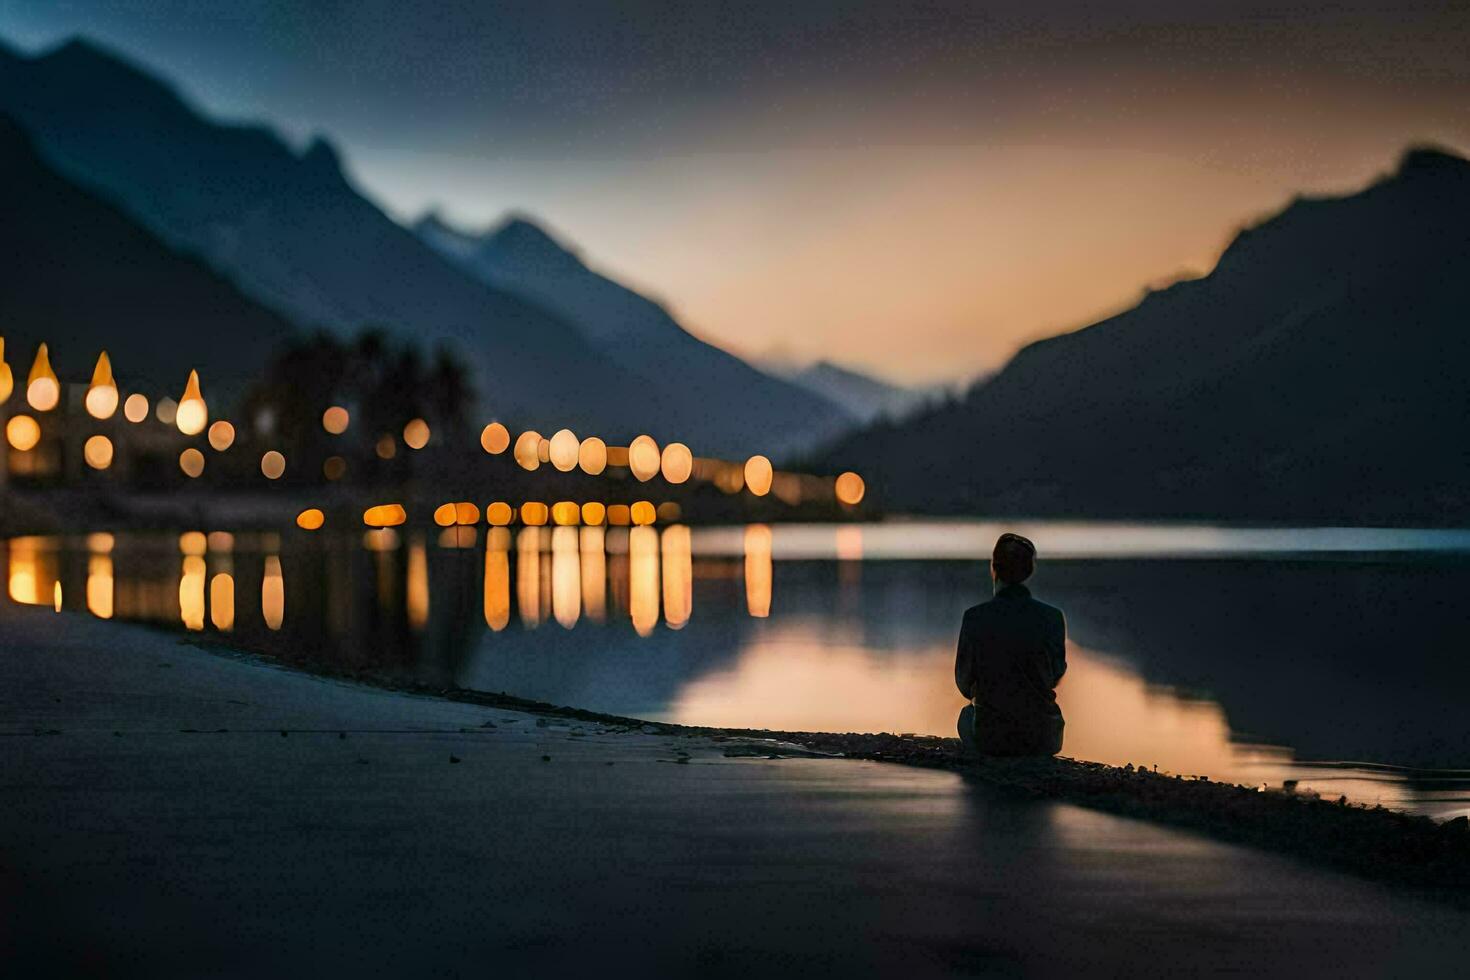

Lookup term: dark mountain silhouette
[0,36,770,443]
[769,359,933,424]
[0,115,295,406]
[415,211,855,456]
[814,147,1470,523]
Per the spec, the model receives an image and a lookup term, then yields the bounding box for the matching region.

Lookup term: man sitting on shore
[954,533,1067,757]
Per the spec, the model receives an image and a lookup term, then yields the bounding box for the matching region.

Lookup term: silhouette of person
[955,533,1067,757]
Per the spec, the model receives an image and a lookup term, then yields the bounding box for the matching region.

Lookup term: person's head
[991,532,1036,586]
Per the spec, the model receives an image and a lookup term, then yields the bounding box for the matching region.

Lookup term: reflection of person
[954,533,1067,757]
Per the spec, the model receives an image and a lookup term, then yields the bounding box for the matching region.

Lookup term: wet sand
[2,604,1469,976]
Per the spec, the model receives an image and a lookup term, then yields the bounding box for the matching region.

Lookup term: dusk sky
[3,1,1469,383]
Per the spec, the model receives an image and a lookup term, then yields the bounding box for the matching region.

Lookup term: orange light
[549,429,580,472]
[486,501,514,526]
[403,417,430,450]
[26,343,59,412]
[0,337,12,402]
[6,415,40,452]
[552,501,581,526]
[296,508,325,531]
[744,455,773,496]
[84,352,118,419]
[660,442,693,484]
[123,393,149,423]
[433,502,457,527]
[323,456,347,480]
[260,450,286,480]
[376,434,398,459]
[607,504,632,526]
[322,406,350,434]
[521,502,549,526]
[578,437,607,475]
[628,435,660,482]
[455,502,479,526]
[581,502,607,526]
[630,501,657,526]
[155,397,178,425]
[179,448,205,478]
[363,503,407,527]
[513,431,542,471]
[480,422,510,454]
[176,370,208,435]
[207,420,235,451]
[83,434,113,470]
[835,471,866,506]
[656,501,682,523]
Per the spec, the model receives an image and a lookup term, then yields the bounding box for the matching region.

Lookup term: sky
[2,1,1469,384]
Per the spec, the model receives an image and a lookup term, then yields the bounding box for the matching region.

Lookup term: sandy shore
[3,603,1469,976]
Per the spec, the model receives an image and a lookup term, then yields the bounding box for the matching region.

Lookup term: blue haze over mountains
[0,36,854,457]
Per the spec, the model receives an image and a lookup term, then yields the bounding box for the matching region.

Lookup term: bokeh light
[83,434,113,470]
[549,428,580,472]
[455,502,479,525]
[513,430,542,471]
[552,501,581,526]
[179,448,205,478]
[0,338,12,402]
[6,414,40,452]
[296,508,325,531]
[260,450,286,480]
[433,502,457,527]
[207,421,235,451]
[85,352,118,419]
[176,370,208,435]
[744,455,774,496]
[835,471,866,506]
[403,418,430,450]
[363,503,407,527]
[486,502,514,526]
[123,393,149,423]
[521,502,549,526]
[581,502,607,526]
[25,343,58,412]
[578,437,607,475]
[323,456,347,480]
[607,504,632,526]
[155,397,178,426]
[322,406,350,434]
[630,501,657,526]
[480,422,510,454]
[629,435,660,482]
[376,435,397,459]
[660,442,693,484]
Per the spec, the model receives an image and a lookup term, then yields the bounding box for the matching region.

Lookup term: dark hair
[992,533,1036,584]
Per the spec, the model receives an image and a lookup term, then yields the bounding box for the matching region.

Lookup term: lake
[6,520,1469,819]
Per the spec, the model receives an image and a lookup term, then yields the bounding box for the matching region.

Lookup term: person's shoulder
[961,600,993,621]
[1029,596,1065,624]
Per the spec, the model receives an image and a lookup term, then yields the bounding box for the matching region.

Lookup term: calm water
[6,521,1469,819]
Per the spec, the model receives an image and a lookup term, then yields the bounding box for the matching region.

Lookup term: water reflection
[5,523,1469,819]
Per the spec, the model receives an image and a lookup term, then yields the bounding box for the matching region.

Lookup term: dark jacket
[955,583,1067,755]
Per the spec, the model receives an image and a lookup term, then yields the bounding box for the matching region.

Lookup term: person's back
[954,533,1067,757]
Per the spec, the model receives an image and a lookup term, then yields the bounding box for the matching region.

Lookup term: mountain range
[813,147,1470,524]
[0,36,852,455]
[766,359,938,424]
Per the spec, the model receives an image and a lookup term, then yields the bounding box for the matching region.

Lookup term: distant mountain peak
[300,135,345,179]
[481,214,585,275]
[1396,144,1470,178]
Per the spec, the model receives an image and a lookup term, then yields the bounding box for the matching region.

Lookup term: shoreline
[180,631,1470,900]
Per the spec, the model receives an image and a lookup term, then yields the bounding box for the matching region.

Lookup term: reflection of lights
[455,502,479,526]
[407,538,429,629]
[262,555,284,630]
[207,531,234,552]
[323,456,347,480]
[123,393,149,423]
[578,437,607,475]
[516,526,543,628]
[483,526,511,630]
[581,502,606,526]
[403,418,430,450]
[744,524,772,618]
[260,450,286,480]
[7,536,54,604]
[486,502,513,526]
[86,532,115,553]
[438,526,478,548]
[83,434,113,470]
[629,526,660,636]
[480,422,510,454]
[6,415,40,452]
[179,531,207,556]
[155,397,178,425]
[322,406,350,434]
[521,502,549,526]
[628,435,660,482]
[713,464,745,494]
[513,430,542,471]
[362,528,400,552]
[207,421,235,451]
[85,352,118,419]
[210,573,235,631]
[552,525,581,628]
[552,501,580,526]
[660,443,693,484]
[433,502,457,527]
[835,525,864,561]
[87,554,113,619]
[630,501,657,526]
[549,429,579,472]
[26,343,59,411]
[376,435,397,459]
[53,581,61,612]
[363,503,407,527]
[580,526,606,623]
[835,471,866,506]
[656,502,682,523]
[176,370,208,435]
[179,448,205,478]
[607,504,631,526]
[661,525,692,630]
[179,555,206,630]
[744,456,773,496]
[296,508,325,531]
